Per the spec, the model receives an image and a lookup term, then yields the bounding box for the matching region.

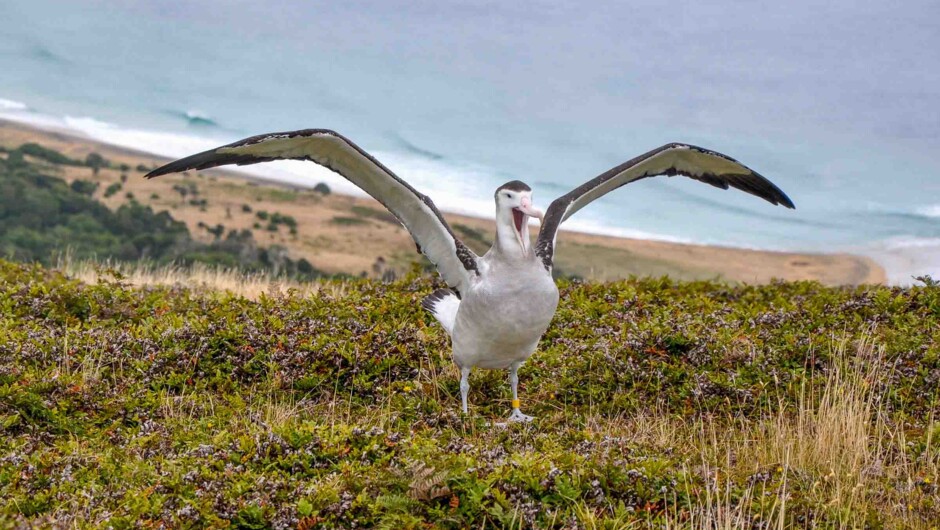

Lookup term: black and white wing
[535,143,795,270]
[145,129,480,295]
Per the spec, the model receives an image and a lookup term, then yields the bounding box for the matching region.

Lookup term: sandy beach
[0,119,886,285]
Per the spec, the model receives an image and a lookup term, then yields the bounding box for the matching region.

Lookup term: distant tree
[70,180,99,196]
[172,184,189,203]
[207,224,225,239]
[241,204,252,213]
[85,152,108,175]
[103,183,122,198]
[313,182,331,195]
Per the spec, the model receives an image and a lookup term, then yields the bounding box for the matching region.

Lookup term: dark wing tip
[143,128,345,180]
[746,171,795,209]
[675,143,795,210]
[143,147,241,179]
[144,154,208,179]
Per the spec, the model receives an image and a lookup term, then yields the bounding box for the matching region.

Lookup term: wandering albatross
[145,129,794,422]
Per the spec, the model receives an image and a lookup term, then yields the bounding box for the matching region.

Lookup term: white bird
[146,129,794,422]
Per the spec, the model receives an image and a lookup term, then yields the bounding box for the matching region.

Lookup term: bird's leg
[460,366,471,414]
[508,362,533,422]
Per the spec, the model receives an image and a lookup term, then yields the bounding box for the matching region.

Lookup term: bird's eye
[504,193,511,198]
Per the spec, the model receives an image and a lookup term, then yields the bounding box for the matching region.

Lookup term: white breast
[450,257,559,370]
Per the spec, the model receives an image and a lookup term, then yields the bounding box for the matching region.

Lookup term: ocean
[1,0,938,283]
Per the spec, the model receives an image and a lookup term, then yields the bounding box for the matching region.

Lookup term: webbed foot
[508,409,534,423]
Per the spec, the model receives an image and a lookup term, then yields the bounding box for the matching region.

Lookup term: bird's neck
[494,211,531,261]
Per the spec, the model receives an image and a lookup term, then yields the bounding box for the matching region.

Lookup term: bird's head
[494,180,543,256]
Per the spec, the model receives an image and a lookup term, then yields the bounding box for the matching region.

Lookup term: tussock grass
[0,260,937,528]
[56,254,344,299]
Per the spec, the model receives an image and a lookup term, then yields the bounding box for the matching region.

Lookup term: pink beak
[518,197,544,221]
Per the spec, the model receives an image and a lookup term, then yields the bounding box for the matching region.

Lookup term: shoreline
[0,118,887,285]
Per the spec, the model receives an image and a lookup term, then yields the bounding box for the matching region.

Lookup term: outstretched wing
[146,129,480,295]
[535,143,795,270]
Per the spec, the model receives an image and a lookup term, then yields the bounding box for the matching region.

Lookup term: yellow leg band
[512,399,521,409]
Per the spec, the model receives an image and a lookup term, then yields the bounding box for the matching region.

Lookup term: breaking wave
[181,110,219,128]
[917,204,940,218]
[0,98,27,111]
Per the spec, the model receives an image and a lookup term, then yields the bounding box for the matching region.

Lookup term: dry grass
[752,337,886,521]
[55,254,345,299]
[578,338,938,528]
[673,338,935,528]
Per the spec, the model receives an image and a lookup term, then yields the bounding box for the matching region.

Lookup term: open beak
[512,198,543,255]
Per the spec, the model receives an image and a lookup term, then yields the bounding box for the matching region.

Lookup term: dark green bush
[103,182,122,197]
[69,179,98,196]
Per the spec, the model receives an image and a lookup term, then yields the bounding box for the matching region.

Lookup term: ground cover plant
[0,260,937,528]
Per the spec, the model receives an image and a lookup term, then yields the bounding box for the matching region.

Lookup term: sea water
[1,0,938,283]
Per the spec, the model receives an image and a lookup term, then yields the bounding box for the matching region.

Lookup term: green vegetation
[69,179,99,196]
[313,182,331,195]
[173,182,199,202]
[197,222,227,240]
[256,210,298,232]
[0,143,321,280]
[331,215,368,226]
[16,143,84,166]
[249,187,300,203]
[84,152,108,175]
[351,205,399,225]
[103,182,122,198]
[0,260,936,528]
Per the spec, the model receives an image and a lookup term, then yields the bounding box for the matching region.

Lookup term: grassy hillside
[0,143,322,279]
[0,260,937,528]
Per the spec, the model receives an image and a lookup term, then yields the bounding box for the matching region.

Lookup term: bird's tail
[421,289,460,336]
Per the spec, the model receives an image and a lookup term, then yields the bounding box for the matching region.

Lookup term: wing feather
[146,129,480,294]
[535,143,794,270]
